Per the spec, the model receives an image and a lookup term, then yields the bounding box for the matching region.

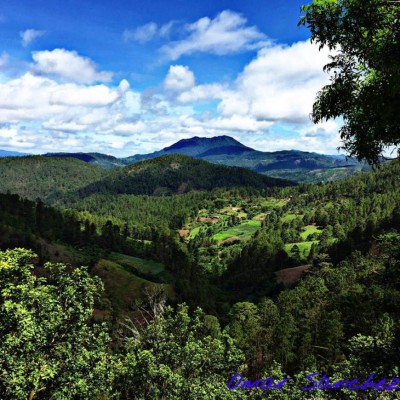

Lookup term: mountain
[121,135,253,163]
[0,156,107,203]
[0,149,30,157]
[45,152,125,169]
[78,154,292,198]
[123,136,370,183]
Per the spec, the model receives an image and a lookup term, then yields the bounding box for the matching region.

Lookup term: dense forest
[1,155,399,398]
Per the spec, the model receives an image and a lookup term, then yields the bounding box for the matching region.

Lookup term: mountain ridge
[1,135,373,183]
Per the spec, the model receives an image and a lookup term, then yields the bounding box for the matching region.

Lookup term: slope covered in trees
[0,154,291,205]
[77,154,292,197]
[0,156,107,203]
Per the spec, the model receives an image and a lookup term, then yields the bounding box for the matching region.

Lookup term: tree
[0,249,112,400]
[299,0,400,164]
[114,303,245,399]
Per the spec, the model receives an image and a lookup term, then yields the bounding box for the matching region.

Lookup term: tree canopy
[0,249,112,399]
[300,0,400,164]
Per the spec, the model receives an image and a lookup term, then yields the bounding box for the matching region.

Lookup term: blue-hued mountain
[122,135,254,162]
[43,135,371,182]
[0,149,30,157]
[44,152,125,169]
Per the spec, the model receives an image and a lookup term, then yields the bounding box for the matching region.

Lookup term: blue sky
[0,0,342,156]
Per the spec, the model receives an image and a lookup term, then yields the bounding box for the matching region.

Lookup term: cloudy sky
[0,0,342,156]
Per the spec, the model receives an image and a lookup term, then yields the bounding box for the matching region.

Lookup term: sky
[0,0,343,156]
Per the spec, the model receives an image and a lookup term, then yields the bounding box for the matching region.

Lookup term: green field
[282,213,303,223]
[284,241,318,259]
[213,220,261,241]
[300,225,322,240]
[109,252,165,275]
[262,199,286,208]
[252,213,266,221]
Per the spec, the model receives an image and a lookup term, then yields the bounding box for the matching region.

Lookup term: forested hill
[0,156,107,203]
[44,152,125,169]
[78,154,293,197]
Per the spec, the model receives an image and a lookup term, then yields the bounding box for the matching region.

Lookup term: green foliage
[300,0,400,163]
[114,304,245,399]
[0,156,106,203]
[79,154,292,198]
[0,249,112,399]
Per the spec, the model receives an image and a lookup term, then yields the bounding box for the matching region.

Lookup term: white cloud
[174,40,332,124]
[230,41,332,123]
[161,10,267,60]
[42,120,87,132]
[159,21,176,38]
[0,126,18,138]
[176,83,228,103]
[164,65,195,91]
[20,29,45,47]
[123,21,176,43]
[0,73,129,123]
[50,81,128,107]
[183,114,272,132]
[123,22,158,43]
[0,38,343,156]
[32,49,113,83]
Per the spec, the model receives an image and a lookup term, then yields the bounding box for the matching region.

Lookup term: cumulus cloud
[20,29,45,47]
[174,40,332,124]
[32,49,113,83]
[160,10,267,60]
[230,41,332,123]
[164,65,195,91]
[0,73,129,123]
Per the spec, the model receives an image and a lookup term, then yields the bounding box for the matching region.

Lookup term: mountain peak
[163,135,250,151]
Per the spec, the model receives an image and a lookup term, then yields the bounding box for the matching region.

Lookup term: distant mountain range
[0,150,29,157]
[0,135,374,183]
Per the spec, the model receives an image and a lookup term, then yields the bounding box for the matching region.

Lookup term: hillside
[0,156,107,203]
[78,153,292,197]
[45,152,125,169]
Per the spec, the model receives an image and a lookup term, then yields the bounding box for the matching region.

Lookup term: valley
[0,147,399,399]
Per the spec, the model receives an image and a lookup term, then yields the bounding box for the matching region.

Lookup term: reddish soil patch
[276,265,310,287]
[221,236,242,246]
